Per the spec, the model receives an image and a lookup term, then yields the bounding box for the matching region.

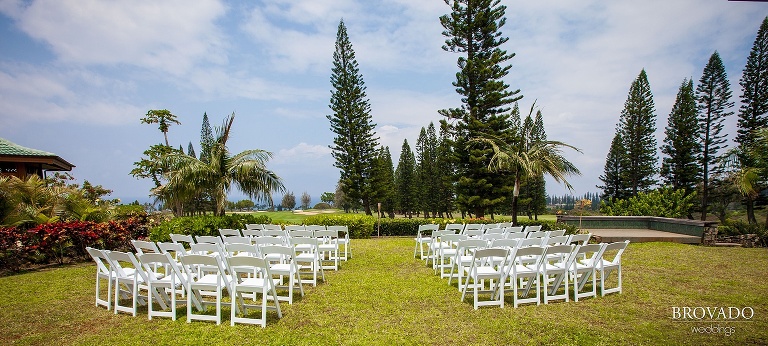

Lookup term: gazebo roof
[0,137,75,171]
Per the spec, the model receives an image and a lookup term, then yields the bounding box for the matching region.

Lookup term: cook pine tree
[327,19,379,215]
[439,0,522,218]
[695,51,733,221]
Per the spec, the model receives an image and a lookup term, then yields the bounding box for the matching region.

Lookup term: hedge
[302,214,375,239]
[0,216,149,273]
[148,214,272,242]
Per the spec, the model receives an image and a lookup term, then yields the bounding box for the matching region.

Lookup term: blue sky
[0,0,766,205]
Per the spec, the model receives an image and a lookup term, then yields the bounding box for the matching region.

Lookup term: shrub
[313,202,332,210]
[302,214,375,239]
[719,220,767,246]
[149,214,271,242]
[0,227,24,272]
[600,187,696,218]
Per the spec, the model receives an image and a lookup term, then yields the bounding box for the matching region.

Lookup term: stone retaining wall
[557,215,717,239]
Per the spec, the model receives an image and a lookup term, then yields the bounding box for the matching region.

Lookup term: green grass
[1,240,766,345]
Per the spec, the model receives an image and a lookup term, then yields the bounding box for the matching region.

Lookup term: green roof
[0,137,56,157]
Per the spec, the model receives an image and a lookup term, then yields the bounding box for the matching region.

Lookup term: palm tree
[724,127,768,226]
[141,109,181,147]
[159,113,285,216]
[477,106,582,224]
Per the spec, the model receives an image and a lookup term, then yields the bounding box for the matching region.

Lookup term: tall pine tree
[599,132,629,201]
[436,121,456,218]
[200,112,213,163]
[439,0,521,218]
[618,69,658,195]
[327,19,379,215]
[395,139,418,218]
[661,79,701,198]
[736,16,768,224]
[370,146,396,218]
[696,51,733,221]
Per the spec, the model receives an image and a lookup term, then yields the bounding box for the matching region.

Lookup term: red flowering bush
[0,215,152,272]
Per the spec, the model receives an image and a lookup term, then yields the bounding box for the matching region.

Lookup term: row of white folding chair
[433,238,626,309]
[89,246,290,327]
[239,225,351,261]
[415,224,556,260]
[137,237,319,292]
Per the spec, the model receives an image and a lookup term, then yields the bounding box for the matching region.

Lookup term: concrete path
[585,228,701,244]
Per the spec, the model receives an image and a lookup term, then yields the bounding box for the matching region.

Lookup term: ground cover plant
[0,239,765,345]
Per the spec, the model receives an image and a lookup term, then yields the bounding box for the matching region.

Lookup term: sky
[0,0,766,206]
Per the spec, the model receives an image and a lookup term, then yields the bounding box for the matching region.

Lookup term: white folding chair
[414,224,439,260]
[227,256,283,327]
[170,234,195,248]
[526,230,548,239]
[315,229,340,271]
[571,243,605,302]
[437,234,467,278]
[107,251,169,316]
[245,223,264,230]
[131,239,160,255]
[219,228,242,237]
[506,232,526,240]
[540,244,579,304]
[86,247,114,309]
[195,235,225,249]
[242,229,263,238]
[290,237,326,286]
[443,223,464,234]
[328,225,351,261]
[460,247,510,310]
[524,225,542,233]
[597,240,629,296]
[259,245,304,304]
[449,238,489,289]
[505,226,524,234]
[223,236,252,245]
[549,229,566,237]
[179,254,229,325]
[568,233,591,246]
[139,252,196,320]
[484,227,505,236]
[505,246,546,307]
[462,223,483,236]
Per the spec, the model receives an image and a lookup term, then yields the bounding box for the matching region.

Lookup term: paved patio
[585,228,701,244]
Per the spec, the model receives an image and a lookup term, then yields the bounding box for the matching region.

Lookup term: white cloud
[273,142,332,164]
[0,63,143,126]
[1,0,228,75]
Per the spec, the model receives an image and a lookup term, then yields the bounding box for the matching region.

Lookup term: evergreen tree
[527,110,548,219]
[696,51,734,221]
[661,79,702,198]
[327,19,379,215]
[380,147,397,218]
[416,123,440,218]
[436,121,456,217]
[439,0,521,218]
[370,146,396,218]
[200,112,213,163]
[618,69,658,195]
[395,139,418,218]
[187,142,196,158]
[599,132,629,201]
[736,16,768,224]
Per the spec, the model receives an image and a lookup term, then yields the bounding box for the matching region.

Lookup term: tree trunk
[746,196,757,224]
[700,175,709,221]
[511,175,521,225]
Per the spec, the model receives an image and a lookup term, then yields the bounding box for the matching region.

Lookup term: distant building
[0,137,75,179]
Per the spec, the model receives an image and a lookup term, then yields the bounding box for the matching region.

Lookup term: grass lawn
[1,239,766,345]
